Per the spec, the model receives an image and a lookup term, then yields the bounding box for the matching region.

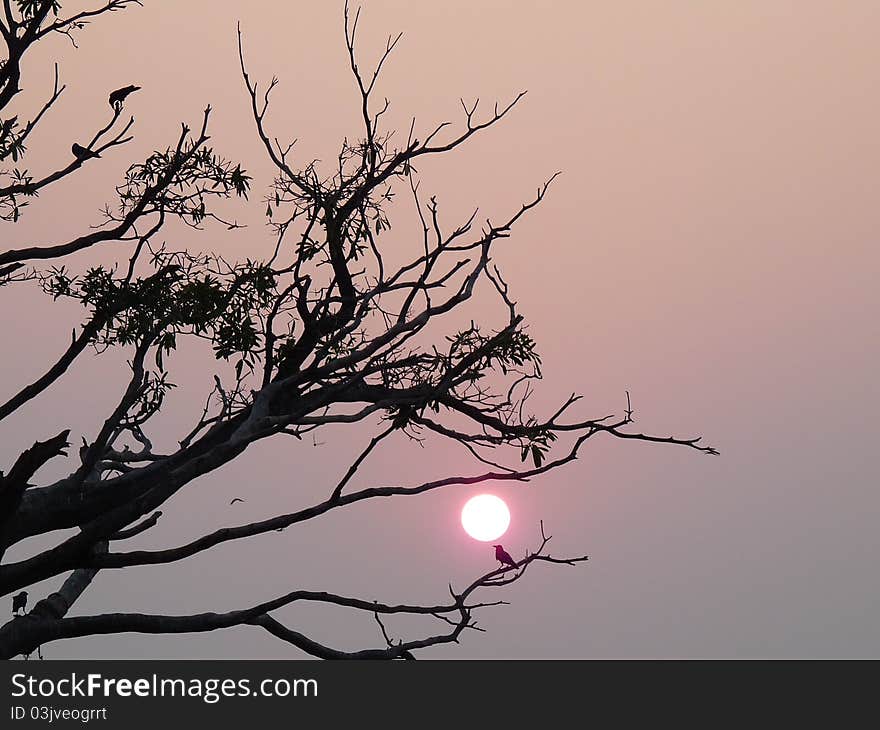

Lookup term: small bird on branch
[71,143,100,160]
[108,84,141,110]
[493,544,517,570]
[12,590,27,616]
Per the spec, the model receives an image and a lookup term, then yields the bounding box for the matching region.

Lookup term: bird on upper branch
[493,544,517,570]
[108,84,141,110]
[72,143,100,160]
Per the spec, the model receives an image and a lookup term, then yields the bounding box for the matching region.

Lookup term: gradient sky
[1,1,878,658]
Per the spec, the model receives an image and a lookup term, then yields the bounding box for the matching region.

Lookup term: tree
[0,1,717,660]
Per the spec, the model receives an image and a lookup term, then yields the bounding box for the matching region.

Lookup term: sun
[461,494,510,542]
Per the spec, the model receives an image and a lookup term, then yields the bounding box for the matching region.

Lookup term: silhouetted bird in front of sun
[493,545,517,570]
[71,143,100,161]
[108,84,141,110]
[12,590,27,616]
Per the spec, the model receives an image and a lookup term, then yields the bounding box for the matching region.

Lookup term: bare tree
[0,1,716,660]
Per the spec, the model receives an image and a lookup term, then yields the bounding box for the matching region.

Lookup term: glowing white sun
[461,494,510,542]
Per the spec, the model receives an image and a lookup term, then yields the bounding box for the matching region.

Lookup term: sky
[1,1,878,658]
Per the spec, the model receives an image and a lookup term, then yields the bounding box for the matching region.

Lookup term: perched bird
[12,590,27,616]
[71,143,100,160]
[108,84,141,109]
[493,544,517,570]
[229,498,245,505]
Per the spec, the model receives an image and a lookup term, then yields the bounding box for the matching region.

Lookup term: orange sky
[1,1,878,657]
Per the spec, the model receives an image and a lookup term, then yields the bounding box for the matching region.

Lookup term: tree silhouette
[0,1,717,659]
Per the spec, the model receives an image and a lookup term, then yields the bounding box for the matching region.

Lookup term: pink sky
[1,1,878,657]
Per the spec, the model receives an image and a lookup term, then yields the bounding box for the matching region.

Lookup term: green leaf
[531,445,543,468]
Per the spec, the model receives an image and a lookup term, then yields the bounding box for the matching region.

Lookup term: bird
[71,143,100,160]
[108,84,141,109]
[12,590,27,616]
[229,498,245,505]
[492,545,517,570]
